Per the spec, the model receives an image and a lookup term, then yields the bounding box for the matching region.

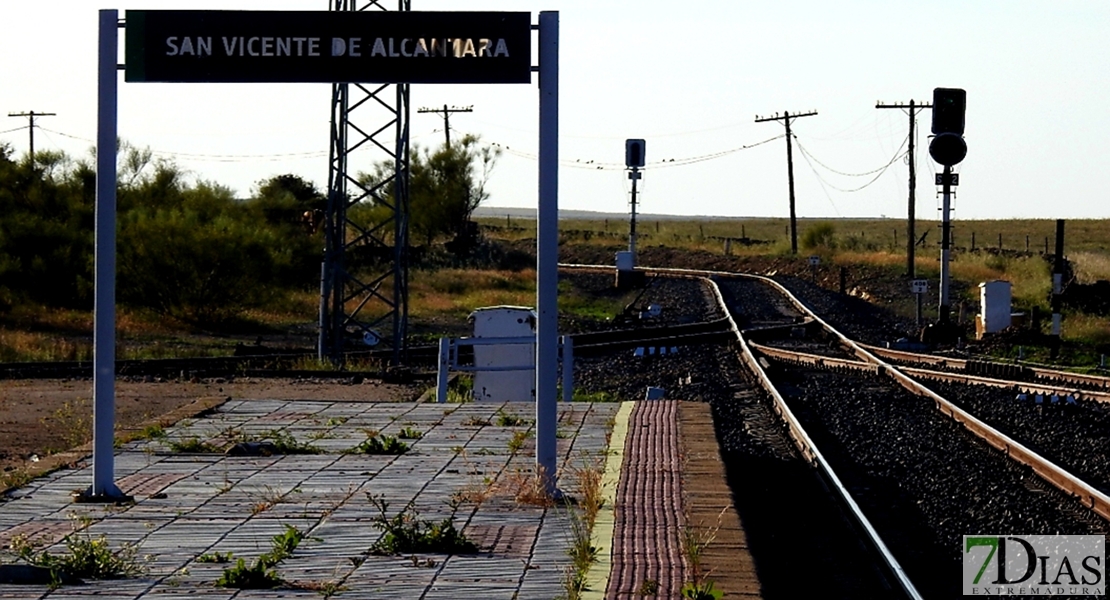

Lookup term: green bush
[801,222,837,251]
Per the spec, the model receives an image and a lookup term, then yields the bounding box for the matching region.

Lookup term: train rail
[571,264,1110,597]
[865,342,1110,392]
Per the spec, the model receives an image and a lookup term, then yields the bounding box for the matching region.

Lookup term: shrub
[800,222,836,251]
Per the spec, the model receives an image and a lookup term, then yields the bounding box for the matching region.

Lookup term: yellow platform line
[581,400,635,600]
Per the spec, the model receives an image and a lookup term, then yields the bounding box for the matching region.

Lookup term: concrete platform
[0,399,620,599]
[1,396,763,599]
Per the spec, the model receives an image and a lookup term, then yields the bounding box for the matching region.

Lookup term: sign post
[911,279,929,328]
[89,8,553,500]
[88,9,125,501]
[535,11,559,494]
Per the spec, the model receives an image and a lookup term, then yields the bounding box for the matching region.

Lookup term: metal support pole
[938,165,952,323]
[561,335,573,403]
[630,168,639,261]
[535,11,559,494]
[1051,219,1065,357]
[87,9,126,501]
[436,337,450,403]
[629,167,639,263]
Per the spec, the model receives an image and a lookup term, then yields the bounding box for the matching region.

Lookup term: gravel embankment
[770,364,1107,599]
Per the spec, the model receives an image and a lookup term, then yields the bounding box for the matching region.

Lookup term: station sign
[124,10,532,84]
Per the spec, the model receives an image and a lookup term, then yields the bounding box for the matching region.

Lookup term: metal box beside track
[469,306,536,402]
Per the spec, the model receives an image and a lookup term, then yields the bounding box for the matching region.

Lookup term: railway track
[575,265,1109,598]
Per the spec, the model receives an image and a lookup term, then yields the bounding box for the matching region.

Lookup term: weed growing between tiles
[7,514,148,587]
[215,524,311,589]
[345,432,410,455]
[557,461,606,600]
[168,428,322,455]
[678,505,729,600]
[365,494,478,556]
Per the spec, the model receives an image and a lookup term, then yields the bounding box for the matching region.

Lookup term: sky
[2,1,1108,220]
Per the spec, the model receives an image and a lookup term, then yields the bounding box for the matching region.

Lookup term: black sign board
[125,10,532,84]
[935,172,960,186]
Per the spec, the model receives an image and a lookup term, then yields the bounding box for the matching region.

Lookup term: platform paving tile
[142,589,235,599]
[0,587,49,600]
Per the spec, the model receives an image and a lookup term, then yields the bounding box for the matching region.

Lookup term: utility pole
[417,104,473,147]
[877,99,931,278]
[756,110,817,254]
[7,110,56,163]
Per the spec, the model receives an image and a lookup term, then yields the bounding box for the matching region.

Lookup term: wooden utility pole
[7,110,56,163]
[756,110,817,254]
[876,99,931,278]
[416,104,473,147]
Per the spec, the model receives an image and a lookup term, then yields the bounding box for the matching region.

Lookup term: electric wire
[37,127,327,162]
[470,117,758,140]
[490,134,785,171]
[0,125,30,136]
[793,133,907,193]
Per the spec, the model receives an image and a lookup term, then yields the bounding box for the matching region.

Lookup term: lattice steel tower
[320,0,411,365]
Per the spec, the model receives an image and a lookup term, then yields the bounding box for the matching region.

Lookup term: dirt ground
[0,377,426,483]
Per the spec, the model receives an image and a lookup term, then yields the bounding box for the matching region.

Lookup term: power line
[36,127,326,162]
[7,110,56,163]
[489,134,784,170]
[756,109,818,254]
[0,125,29,136]
[793,134,907,193]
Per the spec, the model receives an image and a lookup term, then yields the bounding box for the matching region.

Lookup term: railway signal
[927,87,967,339]
[929,87,966,167]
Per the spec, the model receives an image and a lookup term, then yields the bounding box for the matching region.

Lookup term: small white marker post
[911,279,929,328]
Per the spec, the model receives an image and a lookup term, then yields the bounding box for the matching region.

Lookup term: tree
[355,134,500,246]
[245,174,327,288]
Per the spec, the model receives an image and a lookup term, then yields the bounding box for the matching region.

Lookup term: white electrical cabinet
[469,306,536,402]
[979,280,1012,334]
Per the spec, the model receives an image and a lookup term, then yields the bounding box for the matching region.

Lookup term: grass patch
[1,468,35,490]
[216,525,308,589]
[409,269,536,320]
[679,506,729,600]
[397,426,423,440]
[507,430,533,454]
[41,397,91,451]
[255,430,322,455]
[169,437,223,453]
[495,409,530,427]
[196,551,234,564]
[10,520,147,586]
[572,389,621,403]
[558,461,606,599]
[365,494,478,556]
[345,433,410,455]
